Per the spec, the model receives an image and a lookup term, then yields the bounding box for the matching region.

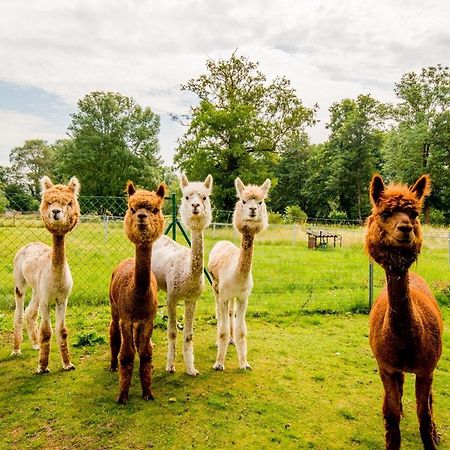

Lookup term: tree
[310,95,384,220]
[58,92,163,196]
[9,139,55,197]
[174,54,316,211]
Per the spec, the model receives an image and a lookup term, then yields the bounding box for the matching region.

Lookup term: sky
[0,0,449,166]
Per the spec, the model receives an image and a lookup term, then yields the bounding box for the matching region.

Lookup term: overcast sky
[0,0,448,166]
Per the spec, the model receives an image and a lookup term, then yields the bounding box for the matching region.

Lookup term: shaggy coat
[208,177,270,371]
[151,174,212,376]
[366,174,443,450]
[12,176,80,374]
[109,182,165,403]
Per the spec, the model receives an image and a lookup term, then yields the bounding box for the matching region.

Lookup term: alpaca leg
[55,300,75,371]
[12,286,25,355]
[213,297,230,371]
[117,322,135,404]
[183,300,199,376]
[416,375,439,449]
[138,322,155,401]
[24,291,40,349]
[166,297,177,373]
[109,317,121,371]
[228,299,236,345]
[37,302,52,374]
[380,369,402,450]
[234,298,251,370]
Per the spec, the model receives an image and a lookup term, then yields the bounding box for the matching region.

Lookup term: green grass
[1,221,449,448]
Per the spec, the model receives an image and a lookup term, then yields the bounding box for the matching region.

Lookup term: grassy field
[0,220,449,448]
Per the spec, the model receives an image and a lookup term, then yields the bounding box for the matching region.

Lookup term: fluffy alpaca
[151,174,213,376]
[12,176,80,374]
[109,181,165,404]
[366,174,443,450]
[208,177,270,371]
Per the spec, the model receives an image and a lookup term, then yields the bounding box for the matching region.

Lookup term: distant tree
[174,54,316,210]
[9,139,55,197]
[58,91,163,196]
[4,184,39,211]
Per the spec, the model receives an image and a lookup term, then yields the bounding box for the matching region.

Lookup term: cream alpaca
[152,174,213,376]
[208,177,270,371]
[12,176,80,374]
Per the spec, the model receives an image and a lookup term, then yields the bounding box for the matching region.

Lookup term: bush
[268,211,285,224]
[328,209,347,222]
[429,209,447,226]
[284,205,308,224]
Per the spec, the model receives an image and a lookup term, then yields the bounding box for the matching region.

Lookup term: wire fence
[1,196,449,315]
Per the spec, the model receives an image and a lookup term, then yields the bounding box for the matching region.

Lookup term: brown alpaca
[365,174,443,450]
[109,181,165,404]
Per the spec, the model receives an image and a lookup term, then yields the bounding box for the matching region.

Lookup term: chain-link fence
[1,196,449,314]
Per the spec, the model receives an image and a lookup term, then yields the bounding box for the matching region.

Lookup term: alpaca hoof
[143,393,154,401]
[37,367,50,374]
[63,363,75,371]
[229,339,235,345]
[187,368,199,376]
[213,363,224,371]
[239,363,252,370]
[109,365,118,372]
[117,394,128,404]
[11,349,21,356]
[32,344,40,350]
[166,365,176,374]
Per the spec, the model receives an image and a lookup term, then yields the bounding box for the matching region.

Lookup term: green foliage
[174,54,316,211]
[57,92,163,196]
[4,184,40,211]
[73,331,106,347]
[284,205,307,224]
[8,139,55,197]
[328,209,348,222]
[428,209,446,226]
[0,189,9,213]
[268,211,285,224]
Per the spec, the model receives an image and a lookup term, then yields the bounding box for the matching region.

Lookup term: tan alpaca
[151,174,212,376]
[109,182,165,403]
[366,174,443,449]
[208,177,270,371]
[12,176,80,374]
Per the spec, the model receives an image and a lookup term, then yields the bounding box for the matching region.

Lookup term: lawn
[0,221,449,448]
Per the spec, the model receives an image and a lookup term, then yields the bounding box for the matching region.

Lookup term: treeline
[1,56,449,223]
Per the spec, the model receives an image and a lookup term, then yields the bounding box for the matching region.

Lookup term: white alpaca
[151,174,213,376]
[12,176,80,374]
[208,177,270,371]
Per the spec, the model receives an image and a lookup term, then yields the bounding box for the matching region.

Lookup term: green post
[171,193,177,241]
[368,260,374,310]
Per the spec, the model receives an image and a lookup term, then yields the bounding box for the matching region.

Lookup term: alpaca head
[40,176,80,236]
[124,182,166,246]
[365,174,430,273]
[233,177,271,235]
[179,174,213,232]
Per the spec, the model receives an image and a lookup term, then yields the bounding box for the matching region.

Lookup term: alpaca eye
[185,196,189,200]
[152,207,159,215]
[258,201,262,205]
[203,196,207,201]
[242,200,246,205]
[130,208,136,214]
[410,211,419,219]
[381,211,391,220]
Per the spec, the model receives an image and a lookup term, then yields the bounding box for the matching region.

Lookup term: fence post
[368,260,374,310]
[171,193,177,241]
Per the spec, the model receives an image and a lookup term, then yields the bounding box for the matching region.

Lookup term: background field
[0,219,449,449]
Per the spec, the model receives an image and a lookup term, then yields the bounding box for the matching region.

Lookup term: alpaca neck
[189,229,204,277]
[51,234,66,275]
[385,270,415,333]
[134,243,152,296]
[237,232,255,276]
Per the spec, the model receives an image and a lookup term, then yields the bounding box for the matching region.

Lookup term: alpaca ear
[370,174,385,205]
[235,177,245,197]
[180,174,189,189]
[204,174,213,190]
[68,177,80,196]
[156,183,166,199]
[126,181,136,197]
[411,175,431,202]
[40,176,53,192]
[260,179,271,197]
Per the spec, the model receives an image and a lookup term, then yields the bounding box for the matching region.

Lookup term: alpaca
[151,174,213,376]
[365,174,443,450]
[208,177,270,371]
[109,181,165,404]
[12,176,80,374]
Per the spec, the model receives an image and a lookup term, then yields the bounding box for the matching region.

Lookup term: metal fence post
[368,260,374,310]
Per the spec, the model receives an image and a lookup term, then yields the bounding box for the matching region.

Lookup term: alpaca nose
[52,209,62,219]
[138,213,148,220]
[192,203,200,213]
[249,207,257,216]
[398,223,412,234]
